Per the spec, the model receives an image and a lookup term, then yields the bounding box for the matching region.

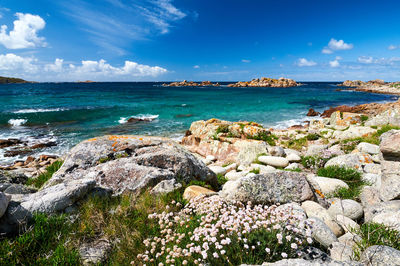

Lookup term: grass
[377,124,400,135]
[216,124,230,134]
[340,133,380,153]
[353,223,400,260]
[360,115,369,124]
[0,213,80,265]
[301,156,330,169]
[26,160,63,189]
[283,137,307,150]
[284,168,302,172]
[247,132,278,146]
[216,173,228,187]
[317,166,364,200]
[306,133,320,141]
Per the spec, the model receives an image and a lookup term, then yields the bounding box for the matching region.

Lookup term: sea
[0,82,397,165]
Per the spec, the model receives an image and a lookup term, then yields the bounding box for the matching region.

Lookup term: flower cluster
[136,195,313,265]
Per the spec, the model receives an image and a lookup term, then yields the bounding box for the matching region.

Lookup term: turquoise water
[0,82,397,165]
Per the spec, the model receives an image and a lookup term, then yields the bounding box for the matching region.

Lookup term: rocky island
[162,80,220,87]
[339,79,400,95]
[2,92,400,264]
[0,76,29,84]
[227,77,298,87]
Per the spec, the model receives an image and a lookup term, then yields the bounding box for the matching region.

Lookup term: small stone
[334,215,360,233]
[258,156,289,168]
[150,179,182,195]
[357,142,380,155]
[225,170,248,181]
[306,217,338,248]
[308,175,349,195]
[183,185,215,201]
[249,163,276,174]
[208,165,227,176]
[363,163,381,174]
[302,201,344,236]
[79,238,112,265]
[224,163,237,172]
[286,153,301,162]
[285,163,300,170]
[268,146,286,157]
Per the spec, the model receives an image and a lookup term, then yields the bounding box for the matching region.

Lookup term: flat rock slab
[45,135,216,195]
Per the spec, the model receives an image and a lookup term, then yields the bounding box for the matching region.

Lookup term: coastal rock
[227,77,298,88]
[302,201,344,236]
[285,163,300,170]
[329,241,354,262]
[308,175,349,195]
[286,153,301,162]
[330,112,362,128]
[339,80,366,87]
[258,156,289,168]
[249,163,276,174]
[361,173,381,187]
[0,139,23,148]
[365,107,400,126]
[275,202,307,220]
[362,163,381,174]
[268,146,285,157]
[360,245,400,266]
[208,165,227,176]
[0,192,11,218]
[307,108,320,116]
[379,159,400,201]
[162,80,220,87]
[225,170,248,181]
[220,171,313,204]
[333,215,360,233]
[379,129,400,160]
[183,185,215,201]
[306,144,328,157]
[327,199,363,221]
[79,238,112,265]
[371,211,400,232]
[332,126,376,140]
[360,186,381,207]
[356,142,380,155]
[306,217,338,248]
[45,136,217,195]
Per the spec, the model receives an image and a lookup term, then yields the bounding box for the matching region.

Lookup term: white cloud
[0,53,37,73]
[241,59,251,63]
[358,56,374,64]
[0,53,168,81]
[296,58,317,67]
[388,45,398,50]
[322,38,353,54]
[193,65,200,69]
[0,13,46,49]
[329,59,340,67]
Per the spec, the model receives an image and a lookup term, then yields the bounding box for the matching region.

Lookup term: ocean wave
[12,108,68,114]
[119,114,159,124]
[271,115,323,130]
[8,119,27,127]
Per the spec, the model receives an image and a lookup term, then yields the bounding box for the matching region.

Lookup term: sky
[0,0,399,82]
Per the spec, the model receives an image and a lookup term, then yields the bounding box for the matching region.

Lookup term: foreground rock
[228,77,298,88]
[220,171,314,204]
[360,245,400,266]
[183,185,215,201]
[45,135,217,194]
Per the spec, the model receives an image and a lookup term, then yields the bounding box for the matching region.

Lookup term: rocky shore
[227,77,298,87]
[162,80,220,87]
[1,84,400,264]
[339,79,400,95]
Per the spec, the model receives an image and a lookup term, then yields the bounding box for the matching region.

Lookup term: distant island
[0,76,29,84]
[227,77,298,87]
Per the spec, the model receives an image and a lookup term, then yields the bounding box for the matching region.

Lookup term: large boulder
[361,245,400,266]
[308,175,349,195]
[302,201,344,236]
[364,200,400,222]
[332,126,376,140]
[327,199,363,221]
[220,171,314,204]
[356,142,380,155]
[0,192,11,218]
[365,107,400,127]
[0,178,95,235]
[325,153,373,170]
[380,130,400,160]
[379,159,400,201]
[45,136,217,195]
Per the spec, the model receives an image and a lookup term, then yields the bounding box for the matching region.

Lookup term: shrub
[250,168,260,174]
[26,160,63,188]
[301,156,329,169]
[353,223,400,260]
[340,134,379,153]
[216,125,230,134]
[360,115,369,123]
[283,137,307,151]
[137,196,314,265]
[0,213,80,265]
[216,174,228,187]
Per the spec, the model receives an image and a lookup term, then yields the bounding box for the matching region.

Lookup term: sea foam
[8,119,27,127]
[12,108,68,114]
[119,114,159,124]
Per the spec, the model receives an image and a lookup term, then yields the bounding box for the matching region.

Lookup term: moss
[216,173,228,187]
[216,124,230,134]
[249,168,260,174]
[377,124,400,136]
[283,137,307,150]
[247,132,277,146]
[26,160,63,189]
[98,156,112,163]
[306,133,320,141]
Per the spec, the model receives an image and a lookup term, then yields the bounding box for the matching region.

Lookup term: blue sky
[0,0,399,81]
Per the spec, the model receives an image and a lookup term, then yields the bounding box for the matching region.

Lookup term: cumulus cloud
[193,65,200,69]
[388,44,398,50]
[0,53,168,81]
[329,59,340,67]
[0,53,38,72]
[296,58,317,67]
[241,59,251,63]
[358,56,374,64]
[0,13,46,49]
[322,38,353,54]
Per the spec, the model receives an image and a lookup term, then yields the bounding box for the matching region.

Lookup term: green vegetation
[98,156,112,163]
[301,156,330,169]
[0,213,80,265]
[0,76,28,84]
[249,168,260,174]
[284,167,302,172]
[317,166,364,200]
[353,223,400,260]
[340,134,379,153]
[247,132,278,146]
[216,173,228,187]
[283,137,307,150]
[377,124,400,135]
[360,115,369,123]
[253,153,268,164]
[216,124,230,134]
[26,160,63,189]
[306,133,320,141]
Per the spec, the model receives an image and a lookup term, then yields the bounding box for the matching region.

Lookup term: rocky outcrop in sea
[162,80,220,87]
[227,77,298,87]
